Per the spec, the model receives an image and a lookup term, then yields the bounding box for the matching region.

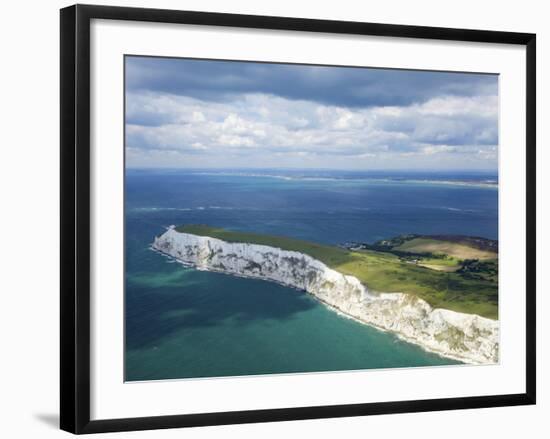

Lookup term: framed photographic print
[60,4,536,434]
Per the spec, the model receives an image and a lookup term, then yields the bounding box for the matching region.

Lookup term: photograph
[124,56,500,381]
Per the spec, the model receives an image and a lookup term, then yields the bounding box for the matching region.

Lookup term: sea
[125,169,498,381]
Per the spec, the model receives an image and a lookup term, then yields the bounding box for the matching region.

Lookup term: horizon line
[125,166,498,173]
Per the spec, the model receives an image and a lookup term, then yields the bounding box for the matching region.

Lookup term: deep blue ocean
[125,169,498,381]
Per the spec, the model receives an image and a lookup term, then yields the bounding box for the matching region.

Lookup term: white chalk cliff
[153,227,499,365]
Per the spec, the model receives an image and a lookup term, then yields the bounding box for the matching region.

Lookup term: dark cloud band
[126,56,497,109]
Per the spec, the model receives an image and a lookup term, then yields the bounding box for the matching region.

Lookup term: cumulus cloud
[125,56,498,169]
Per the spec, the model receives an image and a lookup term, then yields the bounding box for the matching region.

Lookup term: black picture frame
[60,4,536,434]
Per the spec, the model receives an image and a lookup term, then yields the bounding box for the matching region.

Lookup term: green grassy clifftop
[174,225,498,319]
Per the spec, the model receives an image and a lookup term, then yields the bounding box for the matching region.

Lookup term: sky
[125,56,498,170]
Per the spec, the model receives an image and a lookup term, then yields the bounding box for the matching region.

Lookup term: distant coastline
[188,170,498,189]
[126,168,498,188]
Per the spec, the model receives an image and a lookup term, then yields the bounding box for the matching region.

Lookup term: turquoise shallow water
[125,169,497,381]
